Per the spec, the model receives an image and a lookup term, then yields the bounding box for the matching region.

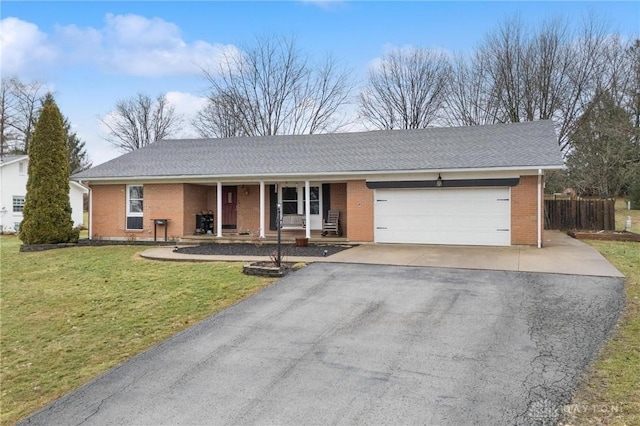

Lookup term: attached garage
[374,187,511,246]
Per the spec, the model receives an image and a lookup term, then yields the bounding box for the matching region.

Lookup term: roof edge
[73,164,564,183]
[0,155,28,167]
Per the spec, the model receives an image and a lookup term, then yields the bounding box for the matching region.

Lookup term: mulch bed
[175,243,355,257]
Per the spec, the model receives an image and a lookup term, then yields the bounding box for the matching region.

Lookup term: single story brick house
[72,120,563,247]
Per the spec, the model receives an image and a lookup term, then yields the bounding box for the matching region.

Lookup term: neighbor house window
[18,162,26,175]
[126,185,143,230]
[12,196,25,213]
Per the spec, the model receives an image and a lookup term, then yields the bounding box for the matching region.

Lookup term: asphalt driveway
[22,263,624,425]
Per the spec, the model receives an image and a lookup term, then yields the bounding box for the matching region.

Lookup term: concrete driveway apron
[22,262,624,425]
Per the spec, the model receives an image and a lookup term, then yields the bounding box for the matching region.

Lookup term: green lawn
[615,198,640,233]
[563,241,640,425]
[0,236,274,425]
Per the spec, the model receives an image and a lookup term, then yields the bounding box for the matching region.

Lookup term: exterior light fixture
[436,174,443,187]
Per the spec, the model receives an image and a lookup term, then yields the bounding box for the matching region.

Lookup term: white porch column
[305,180,311,239]
[259,181,265,238]
[216,182,223,238]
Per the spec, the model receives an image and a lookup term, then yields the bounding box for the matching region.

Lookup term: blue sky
[2,1,639,165]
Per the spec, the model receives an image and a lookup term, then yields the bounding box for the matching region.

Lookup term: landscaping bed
[568,230,640,242]
[242,261,308,277]
[175,243,354,257]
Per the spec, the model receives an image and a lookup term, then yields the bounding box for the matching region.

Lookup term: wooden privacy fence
[545,199,616,231]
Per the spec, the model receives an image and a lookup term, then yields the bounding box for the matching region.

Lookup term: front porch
[181,181,348,241]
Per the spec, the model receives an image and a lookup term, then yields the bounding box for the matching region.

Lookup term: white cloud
[0,17,58,76]
[104,13,184,49]
[1,14,240,77]
[165,91,208,138]
[78,13,241,76]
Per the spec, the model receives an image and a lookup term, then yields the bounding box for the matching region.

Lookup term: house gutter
[71,164,565,184]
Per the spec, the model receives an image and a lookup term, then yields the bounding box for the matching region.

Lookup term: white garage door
[374,187,511,246]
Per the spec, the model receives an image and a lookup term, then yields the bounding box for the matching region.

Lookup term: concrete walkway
[140,231,623,277]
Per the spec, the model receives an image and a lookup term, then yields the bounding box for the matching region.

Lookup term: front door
[222,186,237,229]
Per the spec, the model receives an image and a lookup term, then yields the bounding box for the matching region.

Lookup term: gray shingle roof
[73,120,563,180]
[0,154,28,166]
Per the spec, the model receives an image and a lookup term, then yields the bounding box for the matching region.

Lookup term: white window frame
[12,196,25,213]
[281,186,299,215]
[278,183,322,229]
[126,185,144,230]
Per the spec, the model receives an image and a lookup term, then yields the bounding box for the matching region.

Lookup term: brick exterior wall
[236,185,261,234]
[330,183,347,236]
[91,185,126,239]
[144,184,185,239]
[184,184,209,236]
[346,180,374,242]
[90,177,542,246]
[511,175,543,246]
[91,183,212,240]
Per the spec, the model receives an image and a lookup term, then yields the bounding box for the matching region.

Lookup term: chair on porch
[322,210,340,236]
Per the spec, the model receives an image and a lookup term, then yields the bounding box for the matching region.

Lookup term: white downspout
[88,184,92,240]
[216,182,222,238]
[304,180,311,239]
[259,181,265,238]
[537,169,542,249]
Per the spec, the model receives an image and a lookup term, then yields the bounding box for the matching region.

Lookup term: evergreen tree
[566,91,637,198]
[20,94,78,244]
[63,117,92,173]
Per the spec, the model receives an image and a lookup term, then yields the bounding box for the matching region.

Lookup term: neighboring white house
[0,155,87,233]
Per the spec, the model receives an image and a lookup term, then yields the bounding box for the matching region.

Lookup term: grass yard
[0,236,275,425]
[563,241,640,425]
[614,198,640,233]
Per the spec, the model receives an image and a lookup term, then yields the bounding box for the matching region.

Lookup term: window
[12,196,25,213]
[18,161,26,175]
[303,187,320,214]
[280,185,321,215]
[281,187,298,215]
[126,185,143,229]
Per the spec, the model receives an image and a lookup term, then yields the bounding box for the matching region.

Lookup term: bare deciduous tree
[0,78,15,157]
[192,95,247,138]
[102,93,182,152]
[359,47,451,129]
[198,35,352,137]
[0,77,46,155]
[470,16,610,151]
[444,52,504,126]
[629,40,640,132]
